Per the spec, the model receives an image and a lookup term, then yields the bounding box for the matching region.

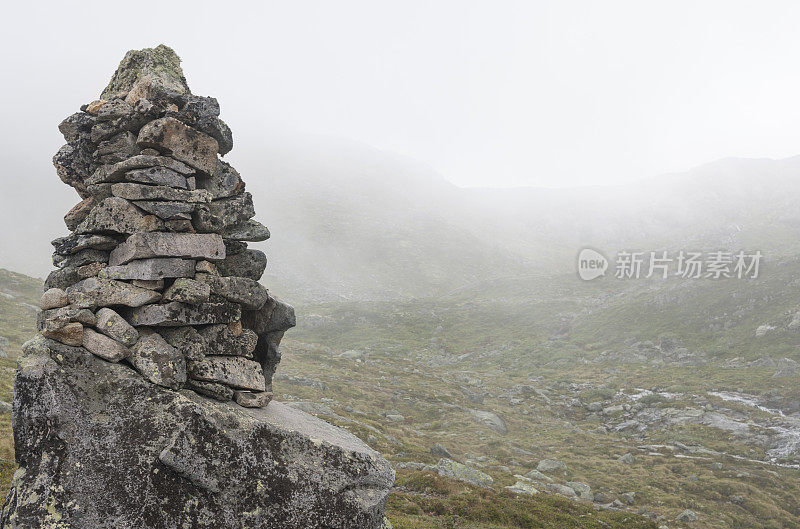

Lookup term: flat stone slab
[133,200,194,220]
[86,154,194,185]
[3,336,393,529]
[67,277,162,308]
[110,232,225,265]
[137,117,219,174]
[100,257,196,281]
[111,183,211,203]
[52,234,118,256]
[126,166,190,188]
[219,219,270,242]
[202,275,269,310]
[188,356,266,391]
[126,301,241,327]
[162,278,210,305]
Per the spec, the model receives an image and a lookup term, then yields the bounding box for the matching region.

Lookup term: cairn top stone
[101,44,189,101]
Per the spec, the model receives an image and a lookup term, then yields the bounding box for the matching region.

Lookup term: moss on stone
[101,44,189,99]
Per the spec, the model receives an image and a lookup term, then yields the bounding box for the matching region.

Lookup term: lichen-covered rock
[215,249,267,280]
[188,356,266,391]
[99,257,196,281]
[66,277,162,308]
[130,331,186,389]
[75,197,164,235]
[109,232,225,265]
[95,308,139,347]
[137,117,219,174]
[126,301,240,327]
[163,278,211,305]
[1,337,393,529]
[82,328,131,362]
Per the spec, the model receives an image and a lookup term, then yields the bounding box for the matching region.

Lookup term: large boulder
[1,336,394,529]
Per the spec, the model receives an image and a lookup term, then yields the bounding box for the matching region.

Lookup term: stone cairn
[41,44,295,408]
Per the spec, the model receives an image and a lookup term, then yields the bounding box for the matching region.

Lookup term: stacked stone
[40,45,295,408]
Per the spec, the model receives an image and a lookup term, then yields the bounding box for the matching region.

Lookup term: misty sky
[3,0,800,190]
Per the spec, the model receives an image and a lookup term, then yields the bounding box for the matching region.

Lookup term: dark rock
[38,307,97,330]
[53,249,109,269]
[162,278,211,305]
[215,249,267,280]
[93,131,139,164]
[168,95,233,155]
[192,192,255,232]
[58,112,96,142]
[53,141,95,198]
[2,337,392,529]
[234,390,272,408]
[44,267,80,291]
[52,234,118,256]
[219,219,270,242]
[158,326,205,362]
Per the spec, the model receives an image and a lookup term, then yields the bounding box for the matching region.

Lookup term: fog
[3,0,800,285]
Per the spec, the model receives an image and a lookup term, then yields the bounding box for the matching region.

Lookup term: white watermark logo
[577,248,609,280]
[576,249,763,280]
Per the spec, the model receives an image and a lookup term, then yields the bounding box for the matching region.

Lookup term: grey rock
[200,159,244,199]
[44,267,80,291]
[431,443,454,459]
[188,356,266,391]
[40,288,68,310]
[53,248,109,269]
[75,197,163,235]
[675,509,697,522]
[58,112,95,142]
[202,275,269,310]
[469,409,507,434]
[133,200,194,220]
[137,117,219,174]
[536,459,567,474]
[52,234,118,256]
[523,469,553,483]
[67,277,161,309]
[63,197,96,231]
[167,96,233,155]
[254,331,284,386]
[101,44,190,101]
[566,481,593,501]
[619,452,636,464]
[199,324,251,357]
[126,301,240,327]
[163,278,211,305]
[111,183,211,203]
[95,98,134,122]
[110,232,225,265]
[126,166,190,188]
[433,458,494,488]
[130,331,186,390]
[95,308,139,347]
[2,336,392,529]
[546,483,577,498]
[131,279,164,290]
[504,481,538,495]
[219,219,270,242]
[215,249,267,280]
[223,239,248,255]
[87,155,194,185]
[242,295,296,335]
[620,492,636,505]
[186,379,233,401]
[234,390,273,408]
[100,257,196,281]
[193,192,254,232]
[82,328,131,362]
[158,326,205,362]
[94,131,139,164]
[38,307,97,329]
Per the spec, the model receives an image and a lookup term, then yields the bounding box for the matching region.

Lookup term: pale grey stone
[82,328,131,362]
[188,356,266,391]
[219,219,270,242]
[40,289,68,310]
[111,183,211,203]
[95,308,139,347]
[126,166,189,188]
[126,301,240,327]
[100,257,196,281]
[130,331,186,390]
[162,278,210,305]
[66,277,162,309]
[137,117,219,174]
[133,200,194,220]
[109,232,225,265]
